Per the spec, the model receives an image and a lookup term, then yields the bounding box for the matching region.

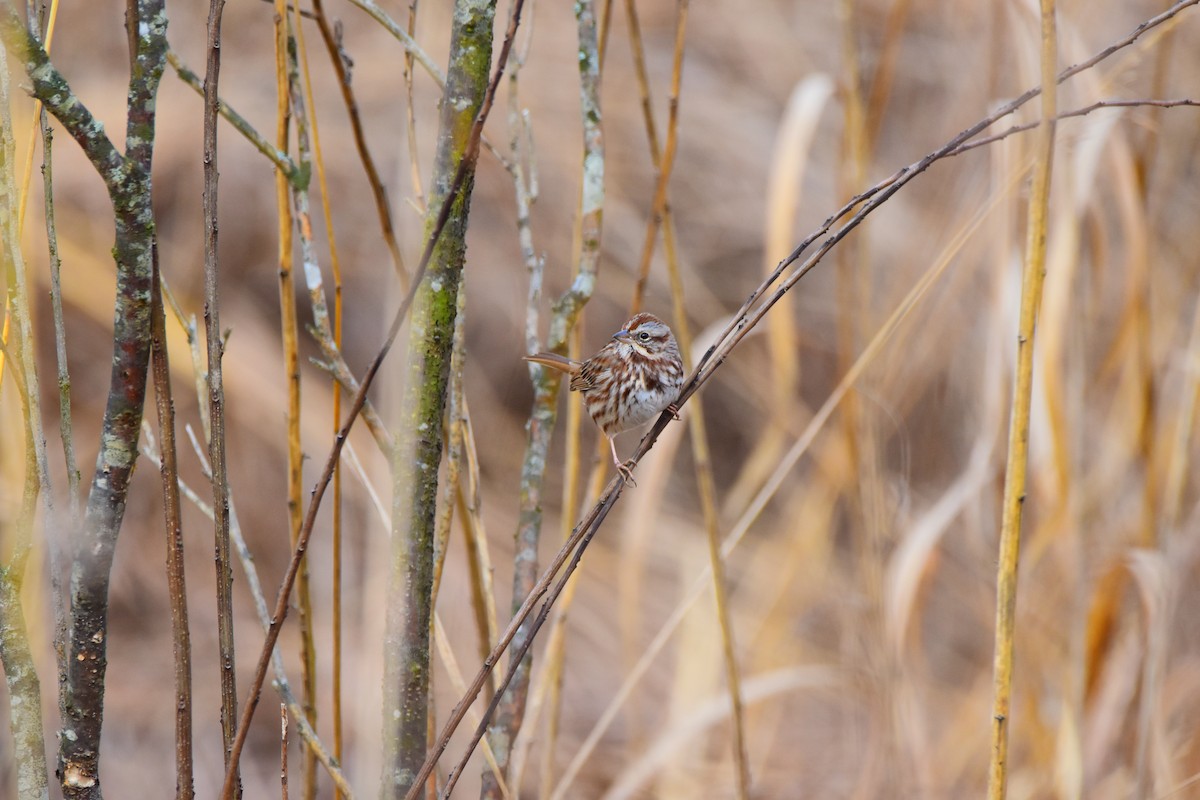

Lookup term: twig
[40,119,78,517]
[654,2,752,795]
[38,76,72,746]
[432,615,511,796]
[281,705,290,800]
[455,416,501,694]
[432,483,623,799]
[431,285,469,611]
[624,0,659,312]
[401,0,425,211]
[948,98,1200,156]
[150,243,194,800]
[295,3,352,793]
[835,3,891,797]
[344,0,445,82]
[201,0,238,791]
[166,47,303,186]
[310,0,410,285]
[287,7,396,458]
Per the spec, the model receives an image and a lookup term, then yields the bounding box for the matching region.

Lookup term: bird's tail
[523,352,579,376]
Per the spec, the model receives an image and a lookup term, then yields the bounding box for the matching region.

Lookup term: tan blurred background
[3,0,1200,796]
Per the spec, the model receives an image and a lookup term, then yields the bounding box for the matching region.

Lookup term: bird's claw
[617,460,638,487]
[666,403,681,421]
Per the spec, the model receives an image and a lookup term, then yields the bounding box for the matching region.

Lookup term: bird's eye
[638,331,651,341]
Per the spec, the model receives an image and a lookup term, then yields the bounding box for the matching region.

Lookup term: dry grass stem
[987,1,1058,797]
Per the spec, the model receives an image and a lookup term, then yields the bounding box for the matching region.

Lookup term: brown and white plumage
[524,312,684,480]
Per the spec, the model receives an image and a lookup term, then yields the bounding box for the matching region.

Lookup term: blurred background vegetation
[2,0,1200,797]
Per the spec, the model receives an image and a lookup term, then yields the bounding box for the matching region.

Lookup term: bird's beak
[612,329,632,343]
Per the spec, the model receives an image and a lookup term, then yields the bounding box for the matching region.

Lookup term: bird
[523,312,685,482]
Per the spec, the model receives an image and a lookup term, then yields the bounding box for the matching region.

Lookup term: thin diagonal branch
[167,47,304,187]
[405,2,1200,786]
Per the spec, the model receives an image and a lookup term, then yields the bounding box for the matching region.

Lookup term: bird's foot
[666,403,681,421]
[616,459,638,486]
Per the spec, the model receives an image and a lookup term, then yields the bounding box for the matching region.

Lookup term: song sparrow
[524,312,685,482]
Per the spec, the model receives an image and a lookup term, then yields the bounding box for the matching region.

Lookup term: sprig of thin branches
[139,426,357,798]
[217,0,529,793]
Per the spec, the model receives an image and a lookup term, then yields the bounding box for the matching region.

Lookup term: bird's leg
[609,436,637,486]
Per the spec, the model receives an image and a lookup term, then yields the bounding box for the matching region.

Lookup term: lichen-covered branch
[2,1,169,796]
[0,6,126,190]
[380,1,495,796]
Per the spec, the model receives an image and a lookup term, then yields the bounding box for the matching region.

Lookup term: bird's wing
[569,359,602,392]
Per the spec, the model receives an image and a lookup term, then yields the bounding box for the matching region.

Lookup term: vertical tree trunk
[380,1,495,796]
